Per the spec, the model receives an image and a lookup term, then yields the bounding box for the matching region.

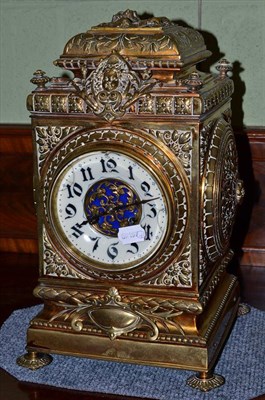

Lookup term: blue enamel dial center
[84,179,142,237]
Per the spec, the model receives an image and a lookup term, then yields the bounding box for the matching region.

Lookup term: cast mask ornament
[70,53,157,121]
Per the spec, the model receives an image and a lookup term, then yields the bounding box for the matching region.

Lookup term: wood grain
[0,125,37,253]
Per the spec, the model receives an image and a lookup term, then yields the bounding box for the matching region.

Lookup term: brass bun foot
[16,351,53,370]
[237,303,251,317]
[186,371,225,392]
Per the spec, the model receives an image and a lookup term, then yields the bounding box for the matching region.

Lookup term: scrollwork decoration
[70,53,156,121]
[63,10,207,60]
[49,287,185,340]
[147,241,192,287]
[43,230,86,279]
[95,9,174,29]
[36,126,82,168]
[148,129,192,181]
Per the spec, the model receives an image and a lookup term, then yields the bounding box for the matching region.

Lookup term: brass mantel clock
[17,10,244,392]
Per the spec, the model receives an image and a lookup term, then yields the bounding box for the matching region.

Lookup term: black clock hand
[107,196,160,216]
[81,196,160,226]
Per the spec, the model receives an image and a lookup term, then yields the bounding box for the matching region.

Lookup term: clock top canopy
[29,10,233,122]
[54,9,211,71]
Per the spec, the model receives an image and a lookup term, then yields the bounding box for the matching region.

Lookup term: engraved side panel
[201,118,241,267]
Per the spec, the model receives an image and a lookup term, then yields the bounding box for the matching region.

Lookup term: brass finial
[30,70,50,89]
[185,72,203,92]
[216,59,232,78]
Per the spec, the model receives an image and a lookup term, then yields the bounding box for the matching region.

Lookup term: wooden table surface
[1,252,264,400]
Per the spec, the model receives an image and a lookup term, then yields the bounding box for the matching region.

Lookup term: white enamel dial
[51,151,168,270]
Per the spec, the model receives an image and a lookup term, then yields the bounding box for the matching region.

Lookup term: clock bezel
[50,148,170,271]
[42,127,190,282]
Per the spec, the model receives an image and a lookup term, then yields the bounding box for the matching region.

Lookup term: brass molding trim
[203,276,238,341]
[33,285,202,314]
[32,285,205,343]
[27,79,233,119]
[199,250,233,307]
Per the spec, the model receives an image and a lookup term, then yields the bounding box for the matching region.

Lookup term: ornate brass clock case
[18,10,243,392]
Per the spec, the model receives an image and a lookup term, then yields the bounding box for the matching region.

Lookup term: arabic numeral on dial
[127,242,139,254]
[107,242,119,260]
[100,158,119,173]
[141,181,152,197]
[147,203,157,219]
[71,223,84,239]
[66,183,83,199]
[65,203,77,219]
[80,167,94,181]
[128,165,134,180]
[90,236,100,252]
[142,223,153,240]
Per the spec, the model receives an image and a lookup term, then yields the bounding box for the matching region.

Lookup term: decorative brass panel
[42,128,189,281]
[201,118,242,263]
[143,238,192,287]
[42,228,87,279]
[70,53,156,121]
[35,126,83,170]
[58,10,210,66]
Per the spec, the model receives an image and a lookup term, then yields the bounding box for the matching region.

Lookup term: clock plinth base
[20,273,239,389]
[16,351,53,370]
[186,371,225,392]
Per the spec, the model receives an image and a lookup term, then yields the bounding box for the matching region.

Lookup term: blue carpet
[0,305,264,400]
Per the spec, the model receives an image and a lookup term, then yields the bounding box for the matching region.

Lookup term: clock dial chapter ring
[48,148,171,272]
